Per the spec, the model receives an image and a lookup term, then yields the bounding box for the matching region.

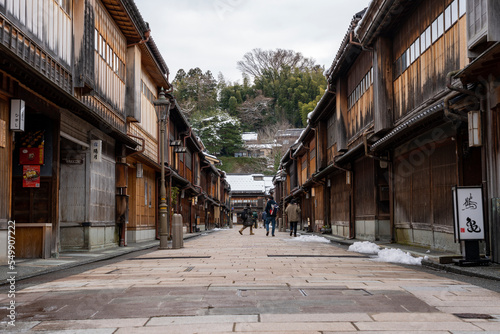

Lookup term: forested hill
[171,48,326,161]
[217,157,275,176]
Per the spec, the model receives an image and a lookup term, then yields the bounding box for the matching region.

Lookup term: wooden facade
[277,0,500,262]
[454,0,500,262]
[0,0,229,262]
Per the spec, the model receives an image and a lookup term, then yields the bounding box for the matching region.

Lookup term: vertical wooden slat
[0,100,12,221]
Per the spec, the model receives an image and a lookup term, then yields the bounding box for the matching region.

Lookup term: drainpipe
[182,128,192,148]
[127,28,151,47]
[349,31,374,52]
[125,133,146,158]
[479,95,490,258]
[326,81,336,95]
[444,70,475,122]
[363,129,390,162]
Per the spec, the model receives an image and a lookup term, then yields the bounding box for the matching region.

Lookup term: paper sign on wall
[10,99,25,132]
[91,140,102,162]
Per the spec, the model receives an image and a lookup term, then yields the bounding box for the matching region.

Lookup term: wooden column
[373,36,394,135]
[335,77,348,151]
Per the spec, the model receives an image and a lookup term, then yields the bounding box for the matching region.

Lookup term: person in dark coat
[239,204,254,235]
[264,195,278,236]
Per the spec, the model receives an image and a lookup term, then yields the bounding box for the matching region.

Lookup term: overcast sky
[134,0,371,84]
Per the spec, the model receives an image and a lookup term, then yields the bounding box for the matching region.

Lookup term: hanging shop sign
[452,186,485,241]
[10,99,25,132]
[91,139,102,162]
[61,157,84,164]
[23,165,40,188]
[19,130,45,165]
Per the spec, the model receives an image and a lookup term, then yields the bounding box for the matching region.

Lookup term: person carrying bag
[239,204,254,235]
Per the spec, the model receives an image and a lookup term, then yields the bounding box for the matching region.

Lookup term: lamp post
[154,88,172,249]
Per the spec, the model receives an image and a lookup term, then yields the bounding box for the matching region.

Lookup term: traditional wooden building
[123,14,170,244]
[0,0,145,260]
[0,0,225,262]
[227,174,273,224]
[279,0,500,261]
[357,0,471,253]
[453,0,500,262]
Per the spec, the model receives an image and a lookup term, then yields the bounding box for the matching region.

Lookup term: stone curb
[0,231,208,286]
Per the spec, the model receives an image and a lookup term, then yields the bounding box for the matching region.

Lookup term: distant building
[275,129,305,146]
[235,130,304,158]
[241,132,258,144]
[226,174,273,222]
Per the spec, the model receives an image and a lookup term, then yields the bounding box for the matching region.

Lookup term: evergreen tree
[191,111,243,156]
[173,68,218,117]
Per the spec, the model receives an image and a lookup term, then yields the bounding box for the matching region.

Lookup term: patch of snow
[373,248,426,266]
[348,241,426,265]
[288,235,331,243]
[348,241,380,254]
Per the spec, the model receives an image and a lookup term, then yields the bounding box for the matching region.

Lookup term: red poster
[19,130,45,165]
[23,165,40,188]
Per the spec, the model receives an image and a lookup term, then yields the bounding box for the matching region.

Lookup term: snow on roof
[226,174,274,194]
[242,132,258,141]
[246,143,281,149]
[204,152,218,160]
[276,129,305,137]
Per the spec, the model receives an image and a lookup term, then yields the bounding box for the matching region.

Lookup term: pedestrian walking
[261,211,267,229]
[264,195,278,236]
[285,199,301,237]
[252,211,258,228]
[239,204,254,235]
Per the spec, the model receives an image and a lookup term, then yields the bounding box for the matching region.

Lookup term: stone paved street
[2,229,500,333]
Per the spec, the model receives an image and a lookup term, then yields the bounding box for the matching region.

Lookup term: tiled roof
[226,174,274,194]
[242,132,258,141]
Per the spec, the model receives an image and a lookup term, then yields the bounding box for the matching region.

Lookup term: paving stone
[355,321,482,331]
[5,229,500,333]
[235,321,356,332]
[32,318,148,330]
[147,314,258,326]
[260,313,372,323]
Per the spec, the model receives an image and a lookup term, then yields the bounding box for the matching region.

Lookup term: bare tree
[237,48,317,79]
[237,94,273,128]
[257,119,292,144]
[256,119,299,171]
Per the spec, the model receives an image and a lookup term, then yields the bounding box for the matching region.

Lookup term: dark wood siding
[394,137,456,232]
[0,98,12,223]
[330,172,350,225]
[354,157,375,219]
[347,51,373,140]
[393,0,467,120]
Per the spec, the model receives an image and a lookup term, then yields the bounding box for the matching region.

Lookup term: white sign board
[91,140,102,162]
[452,186,485,241]
[136,163,143,178]
[10,99,25,132]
